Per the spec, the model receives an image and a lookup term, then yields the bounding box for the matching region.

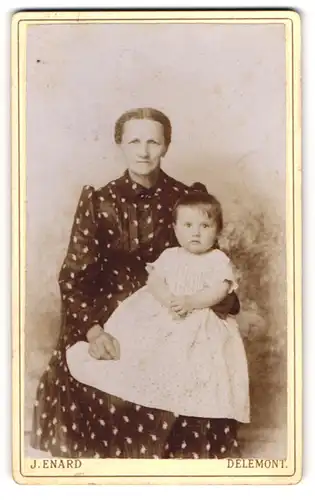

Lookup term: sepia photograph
[11,10,301,484]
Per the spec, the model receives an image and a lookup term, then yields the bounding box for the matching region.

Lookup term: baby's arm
[146,269,174,308]
[171,280,231,316]
[189,280,231,310]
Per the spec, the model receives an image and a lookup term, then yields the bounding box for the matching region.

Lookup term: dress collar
[116,169,169,200]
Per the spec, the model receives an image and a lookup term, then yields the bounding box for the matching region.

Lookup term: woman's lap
[31,344,241,459]
[31,350,174,458]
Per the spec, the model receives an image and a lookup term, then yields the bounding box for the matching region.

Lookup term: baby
[67,189,250,423]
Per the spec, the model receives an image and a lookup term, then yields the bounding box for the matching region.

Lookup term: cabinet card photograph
[11,9,301,485]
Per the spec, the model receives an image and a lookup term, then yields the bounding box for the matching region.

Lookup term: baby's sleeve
[147,248,176,279]
[204,250,239,294]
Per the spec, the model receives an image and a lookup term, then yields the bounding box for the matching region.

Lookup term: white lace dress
[67,247,250,422]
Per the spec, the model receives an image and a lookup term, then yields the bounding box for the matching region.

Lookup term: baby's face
[174,205,218,254]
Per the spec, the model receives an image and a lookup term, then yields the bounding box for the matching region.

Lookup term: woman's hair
[173,183,223,234]
[114,107,172,147]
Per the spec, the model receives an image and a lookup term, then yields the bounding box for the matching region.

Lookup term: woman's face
[119,119,167,177]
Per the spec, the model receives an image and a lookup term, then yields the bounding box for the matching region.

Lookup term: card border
[11,9,302,485]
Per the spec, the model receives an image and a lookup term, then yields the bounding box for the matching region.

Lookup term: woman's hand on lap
[87,325,120,360]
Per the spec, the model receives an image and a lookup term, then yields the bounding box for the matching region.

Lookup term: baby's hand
[169,309,183,320]
[170,296,193,317]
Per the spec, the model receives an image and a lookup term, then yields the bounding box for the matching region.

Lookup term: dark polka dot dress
[30,169,241,459]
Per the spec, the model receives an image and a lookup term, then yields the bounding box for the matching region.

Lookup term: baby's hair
[173,183,223,234]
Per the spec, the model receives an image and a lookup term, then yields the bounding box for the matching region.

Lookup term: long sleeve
[58,185,105,345]
[211,290,240,317]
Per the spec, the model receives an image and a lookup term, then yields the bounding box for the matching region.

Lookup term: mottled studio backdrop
[25,23,287,457]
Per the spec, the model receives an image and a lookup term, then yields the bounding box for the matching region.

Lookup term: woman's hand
[87,325,120,360]
[170,296,194,318]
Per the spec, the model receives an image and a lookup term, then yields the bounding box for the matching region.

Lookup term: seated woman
[31,107,240,459]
